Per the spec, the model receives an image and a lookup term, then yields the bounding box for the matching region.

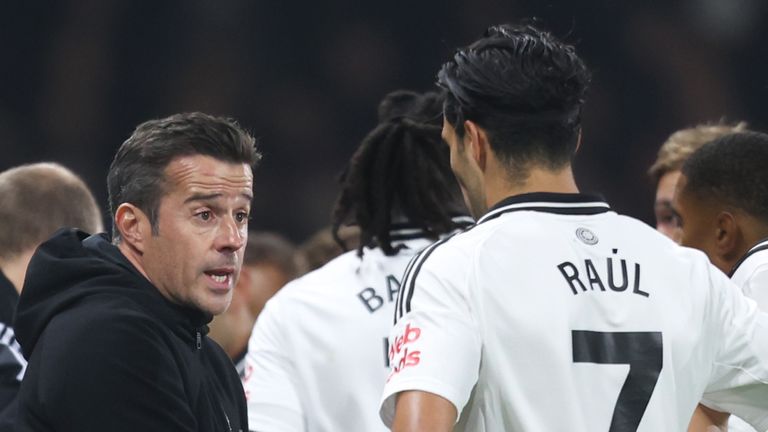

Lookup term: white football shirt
[380,193,768,432]
[711,238,768,432]
[731,238,768,311]
[243,220,472,432]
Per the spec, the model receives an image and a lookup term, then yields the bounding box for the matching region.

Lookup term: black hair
[438,23,591,183]
[331,90,467,256]
[681,131,768,223]
[107,112,261,241]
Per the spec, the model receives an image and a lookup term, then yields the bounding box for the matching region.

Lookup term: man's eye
[235,212,249,223]
[198,211,212,221]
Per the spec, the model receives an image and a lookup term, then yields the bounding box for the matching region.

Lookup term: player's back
[244,235,435,432]
[464,209,722,430]
[383,194,768,431]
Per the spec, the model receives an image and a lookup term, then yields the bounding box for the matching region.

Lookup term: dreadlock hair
[331,90,467,257]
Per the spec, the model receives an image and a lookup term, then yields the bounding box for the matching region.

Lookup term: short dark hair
[438,23,591,183]
[0,163,103,260]
[108,112,261,241]
[681,131,768,223]
[331,90,467,256]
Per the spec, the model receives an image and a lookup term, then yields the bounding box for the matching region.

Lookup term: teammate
[674,131,768,432]
[648,122,748,431]
[0,163,102,430]
[648,122,746,242]
[380,23,768,431]
[242,90,471,431]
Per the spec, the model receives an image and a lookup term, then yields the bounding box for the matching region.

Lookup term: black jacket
[14,229,248,432]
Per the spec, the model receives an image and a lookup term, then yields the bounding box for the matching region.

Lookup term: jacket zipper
[195,330,202,350]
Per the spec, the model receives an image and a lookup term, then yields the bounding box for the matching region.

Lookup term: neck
[117,241,152,282]
[0,249,36,293]
[486,164,579,209]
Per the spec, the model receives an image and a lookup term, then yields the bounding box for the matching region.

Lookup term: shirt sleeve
[741,265,768,313]
[700,264,768,431]
[379,243,481,428]
[22,312,198,432]
[242,298,305,432]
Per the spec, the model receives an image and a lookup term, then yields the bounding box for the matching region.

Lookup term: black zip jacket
[13,229,247,432]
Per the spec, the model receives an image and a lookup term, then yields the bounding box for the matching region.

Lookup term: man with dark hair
[14,112,260,431]
[0,162,102,430]
[674,131,768,432]
[380,24,768,431]
[242,90,471,431]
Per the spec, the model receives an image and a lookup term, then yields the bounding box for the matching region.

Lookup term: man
[14,112,260,431]
[648,122,749,432]
[0,163,102,429]
[208,231,302,374]
[674,131,768,432]
[242,90,471,431]
[648,122,746,242]
[380,24,768,431]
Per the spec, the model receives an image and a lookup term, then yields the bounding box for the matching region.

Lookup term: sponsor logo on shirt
[387,323,421,381]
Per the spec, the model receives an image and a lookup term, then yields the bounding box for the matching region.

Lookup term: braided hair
[331,90,467,256]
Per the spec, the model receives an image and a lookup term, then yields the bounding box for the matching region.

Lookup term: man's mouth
[204,268,235,288]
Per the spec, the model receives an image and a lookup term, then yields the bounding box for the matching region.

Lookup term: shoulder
[39,295,170,367]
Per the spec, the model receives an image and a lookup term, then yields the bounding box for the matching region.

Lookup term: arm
[392,391,456,432]
[688,404,728,432]
[701,265,768,431]
[380,244,480,429]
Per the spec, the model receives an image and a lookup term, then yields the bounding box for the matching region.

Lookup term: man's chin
[200,295,233,316]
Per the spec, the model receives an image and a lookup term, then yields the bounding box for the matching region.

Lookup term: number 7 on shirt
[572,330,664,432]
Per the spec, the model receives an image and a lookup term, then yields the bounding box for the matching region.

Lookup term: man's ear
[114,203,150,254]
[463,120,489,171]
[715,211,739,261]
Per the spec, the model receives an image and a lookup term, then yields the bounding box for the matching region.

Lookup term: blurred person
[674,131,768,432]
[648,121,746,242]
[242,90,471,431]
[0,163,102,430]
[208,231,302,374]
[14,112,260,432]
[381,23,768,432]
[297,225,361,273]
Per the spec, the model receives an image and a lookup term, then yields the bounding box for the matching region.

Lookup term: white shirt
[243,220,471,432]
[731,238,768,312]
[380,193,768,432]
[716,238,768,432]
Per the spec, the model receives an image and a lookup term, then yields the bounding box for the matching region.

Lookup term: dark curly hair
[438,23,591,183]
[331,90,467,257]
[681,131,768,223]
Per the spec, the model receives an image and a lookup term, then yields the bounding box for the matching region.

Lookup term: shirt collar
[729,237,768,277]
[477,192,611,224]
[388,215,475,241]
